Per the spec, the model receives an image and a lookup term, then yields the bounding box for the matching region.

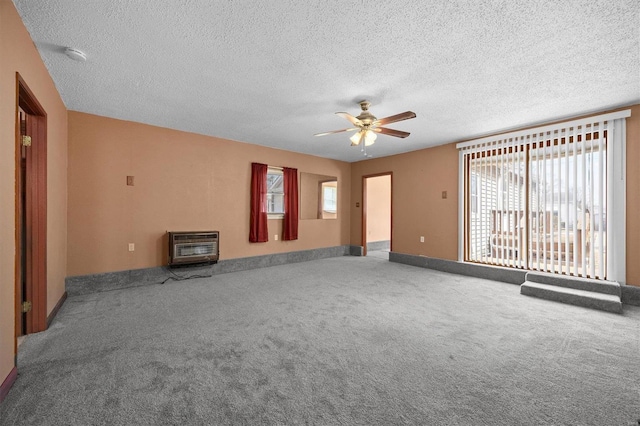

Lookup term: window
[266,167,284,216]
[458,111,629,281]
[250,163,298,242]
[322,182,337,214]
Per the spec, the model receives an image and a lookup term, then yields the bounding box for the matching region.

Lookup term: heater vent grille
[168,231,219,267]
[175,242,215,258]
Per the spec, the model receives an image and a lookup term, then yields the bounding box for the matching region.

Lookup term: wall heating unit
[168,231,219,267]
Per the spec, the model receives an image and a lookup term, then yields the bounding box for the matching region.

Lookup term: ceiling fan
[315,100,416,146]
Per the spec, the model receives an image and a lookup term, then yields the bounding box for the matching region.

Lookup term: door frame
[361,172,393,256]
[14,73,48,351]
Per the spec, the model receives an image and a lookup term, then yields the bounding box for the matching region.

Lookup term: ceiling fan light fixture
[350,131,363,146]
[364,130,377,146]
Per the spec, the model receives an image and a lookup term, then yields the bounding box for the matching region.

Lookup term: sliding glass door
[467,145,526,269]
[465,132,607,280]
[528,135,606,279]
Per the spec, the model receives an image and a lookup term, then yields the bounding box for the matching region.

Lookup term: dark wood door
[15,74,48,343]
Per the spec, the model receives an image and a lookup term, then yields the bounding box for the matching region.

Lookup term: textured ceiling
[13,0,640,162]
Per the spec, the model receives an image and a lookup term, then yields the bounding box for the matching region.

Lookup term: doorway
[362,173,392,258]
[15,74,48,351]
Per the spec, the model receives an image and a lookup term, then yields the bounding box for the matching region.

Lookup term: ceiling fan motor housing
[357,101,376,126]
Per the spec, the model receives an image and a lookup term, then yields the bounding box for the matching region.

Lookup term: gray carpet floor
[366,249,389,260]
[1,256,639,425]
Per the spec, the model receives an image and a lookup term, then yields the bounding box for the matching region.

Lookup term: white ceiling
[13,0,640,162]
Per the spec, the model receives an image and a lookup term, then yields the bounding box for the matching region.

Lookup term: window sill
[268,213,284,220]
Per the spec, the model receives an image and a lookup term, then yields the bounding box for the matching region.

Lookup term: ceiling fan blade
[374,127,411,138]
[314,128,358,137]
[336,112,363,127]
[376,111,416,126]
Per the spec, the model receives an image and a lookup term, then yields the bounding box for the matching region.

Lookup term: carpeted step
[521,281,622,314]
[524,271,621,296]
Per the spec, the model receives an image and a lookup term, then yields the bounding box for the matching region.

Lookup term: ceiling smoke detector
[64,47,86,62]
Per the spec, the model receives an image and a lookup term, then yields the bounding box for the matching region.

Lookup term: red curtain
[282,167,299,240]
[249,163,268,243]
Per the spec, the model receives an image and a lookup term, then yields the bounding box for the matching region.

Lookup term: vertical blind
[457,111,630,281]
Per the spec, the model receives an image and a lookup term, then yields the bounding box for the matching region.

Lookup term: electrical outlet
[128,243,135,252]
[127,176,134,186]
[274,234,279,241]
[420,236,424,243]
[442,191,447,199]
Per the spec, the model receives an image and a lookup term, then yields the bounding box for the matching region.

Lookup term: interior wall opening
[363,173,392,258]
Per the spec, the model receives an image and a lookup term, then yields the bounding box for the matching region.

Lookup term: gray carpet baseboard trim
[389,252,526,284]
[349,245,364,256]
[66,245,354,296]
[621,284,640,306]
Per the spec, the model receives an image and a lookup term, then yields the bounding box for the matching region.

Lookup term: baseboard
[389,252,526,285]
[66,245,355,296]
[46,291,67,328]
[621,284,640,307]
[0,367,17,403]
[349,245,364,256]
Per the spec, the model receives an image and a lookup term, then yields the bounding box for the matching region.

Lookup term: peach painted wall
[300,172,320,220]
[67,112,350,276]
[0,0,68,388]
[351,144,459,259]
[351,106,640,287]
[365,175,391,243]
